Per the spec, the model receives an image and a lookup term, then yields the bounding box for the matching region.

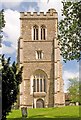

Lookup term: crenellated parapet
[20,8,58,19]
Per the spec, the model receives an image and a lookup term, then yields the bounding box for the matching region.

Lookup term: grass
[7,106,80,120]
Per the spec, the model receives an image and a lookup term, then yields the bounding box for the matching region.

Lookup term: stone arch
[36,99,44,108]
[33,69,48,77]
[30,69,48,94]
[33,25,39,40]
[40,25,46,40]
[41,24,46,28]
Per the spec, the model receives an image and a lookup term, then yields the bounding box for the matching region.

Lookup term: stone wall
[18,8,65,108]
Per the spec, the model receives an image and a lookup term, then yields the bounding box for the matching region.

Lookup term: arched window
[41,25,46,40]
[31,70,47,93]
[33,25,39,40]
[33,75,46,92]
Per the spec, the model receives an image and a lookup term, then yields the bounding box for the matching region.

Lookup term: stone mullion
[39,26,40,40]
[39,75,40,92]
[32,26,33,40]
[35,78,37,92]
[42,77,44,92]
[45,28,47,40]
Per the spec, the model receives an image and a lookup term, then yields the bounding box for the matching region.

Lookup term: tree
[0,9,5,120]
[2,55,23,120]
[67,77,79,104]
[0,9,5,28]
[58,0,81,62]
[0,9,5,46]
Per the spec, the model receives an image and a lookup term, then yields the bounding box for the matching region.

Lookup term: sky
[0,0,79,92]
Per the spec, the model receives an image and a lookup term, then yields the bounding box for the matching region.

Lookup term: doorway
[36,99,44,108]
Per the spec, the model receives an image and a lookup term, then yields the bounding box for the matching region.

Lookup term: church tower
[18,8,65,108]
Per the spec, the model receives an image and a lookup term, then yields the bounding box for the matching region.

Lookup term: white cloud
[1,0,24,2]
[0,47,2,55]
[1,0,24,8]
[38,0,63,21]
[63,70,79,92]
[63,70,79,80]
[3,9,20,54]
[2,44,15,54]
[27,6,36,12]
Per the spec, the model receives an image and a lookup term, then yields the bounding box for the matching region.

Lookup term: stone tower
[18,8,65,108]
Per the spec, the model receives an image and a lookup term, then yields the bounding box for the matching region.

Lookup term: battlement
[20,8,58,19]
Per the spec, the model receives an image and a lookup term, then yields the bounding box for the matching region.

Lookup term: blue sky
[1,0,79,92]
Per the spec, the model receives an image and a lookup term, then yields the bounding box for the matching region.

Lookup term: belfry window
[36,50,43,59]
[41,25,46,40]
[33,25,39,40]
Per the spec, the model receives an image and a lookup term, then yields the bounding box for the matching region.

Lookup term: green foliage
[67,77,79,103]
[0,9,5,30]
[58,1,81,62]
[2,55,23,120]
[0,9,5,45]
